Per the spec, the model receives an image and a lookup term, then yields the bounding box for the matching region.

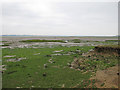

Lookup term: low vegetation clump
[20,39,65,43]
[1,44,9,46]
[0,41,7,42]
[69,39,81,43]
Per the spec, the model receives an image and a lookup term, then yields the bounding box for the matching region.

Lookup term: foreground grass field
[2,46,94,88]
[2,44,119,88]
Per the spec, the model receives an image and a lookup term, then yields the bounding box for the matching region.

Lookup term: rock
[45,55,52,57]
[53,61,55,63]
[79,65,85,70]
[7,71,17,74]
[88,55,91,57]
[4,55,16,58]
[15,64,20,66]
[93,65,96,68]
[29,75,31,77]
[53,50,63,53]
[0,71,3,73]
[31,86,34,88]
[67,63,71,67]
[44,64,47,68]
[7,57,26,62]
[34,53,40,55]
[2,65,6,68]
[43,73,46,77]
[52,54,62,56]
[96,59,99,61]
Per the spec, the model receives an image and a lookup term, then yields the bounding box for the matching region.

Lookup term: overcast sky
[1,0,118,36]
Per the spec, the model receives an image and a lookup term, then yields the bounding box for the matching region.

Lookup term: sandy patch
[90,65,119,88]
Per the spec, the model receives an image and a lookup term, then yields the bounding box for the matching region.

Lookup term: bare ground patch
[90,65,119,88]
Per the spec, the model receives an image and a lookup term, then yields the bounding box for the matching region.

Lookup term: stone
[43,73,46,77]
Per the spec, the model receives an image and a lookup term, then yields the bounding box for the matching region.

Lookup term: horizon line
[1,35,118,37]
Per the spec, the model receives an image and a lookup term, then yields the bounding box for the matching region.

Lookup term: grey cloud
[2,3,41,18]
[2,2,118,36]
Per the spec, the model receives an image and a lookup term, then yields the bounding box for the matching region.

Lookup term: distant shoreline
[0,35,118,37]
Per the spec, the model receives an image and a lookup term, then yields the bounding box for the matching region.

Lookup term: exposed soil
[94,45,120,55]
[90,65,119,88]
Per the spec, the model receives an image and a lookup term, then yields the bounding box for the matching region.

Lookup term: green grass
[2,46,94,88]
[2,45,118,88]
[0,44,9,46]
[0,41,7,42]
[20,39,65,43]
[69,39,81,43]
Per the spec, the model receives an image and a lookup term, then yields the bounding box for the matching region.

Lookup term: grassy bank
[94,45,120,54]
